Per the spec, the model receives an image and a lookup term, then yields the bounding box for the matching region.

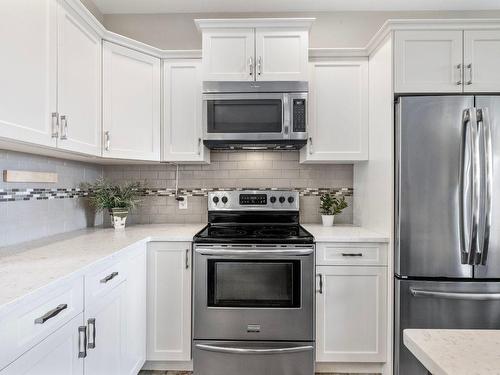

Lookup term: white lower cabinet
[0,313,84,375]
[147,242,192,361]
[316,265,387,362]
[122,249,147,374]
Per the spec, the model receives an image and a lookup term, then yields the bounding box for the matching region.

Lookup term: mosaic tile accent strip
[0,187,353,202]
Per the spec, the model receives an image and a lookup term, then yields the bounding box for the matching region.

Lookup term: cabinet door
[202,29,255,81]
[255,28,308,81]
[394,30,463,93]
[57,1,101,156]
[316,266,387,362]
[301,59,368,163]
[464,30,500,92]
[103,41,161,161]
[85,282,125,375]
[163,60,209,163]
[0,313,84,375]
[147,242,192,361]
[0,0,57,147]
[121,249,147,375]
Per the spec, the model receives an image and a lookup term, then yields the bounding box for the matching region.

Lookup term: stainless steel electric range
[192,190,315,375]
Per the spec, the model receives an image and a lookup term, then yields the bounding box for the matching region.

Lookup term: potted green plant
[319,193,348,226]
[85,178,141,230]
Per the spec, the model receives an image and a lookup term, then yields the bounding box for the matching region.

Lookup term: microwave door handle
[195,344,314,354]
[478,108,493,265]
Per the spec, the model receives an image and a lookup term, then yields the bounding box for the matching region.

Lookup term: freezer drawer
[395,278,500,375]
[193,340,314,375]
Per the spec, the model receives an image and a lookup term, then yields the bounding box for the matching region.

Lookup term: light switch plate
[179,197,188,209]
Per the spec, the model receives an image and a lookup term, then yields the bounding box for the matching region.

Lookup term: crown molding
[194,18,316,31]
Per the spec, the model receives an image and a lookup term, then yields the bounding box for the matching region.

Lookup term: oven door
[203,93,287,141]
[193,245,314,341]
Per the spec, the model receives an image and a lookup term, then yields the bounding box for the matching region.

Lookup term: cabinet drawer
[85,258,125,306]
[316,243,387,266]
[0,275,84,370]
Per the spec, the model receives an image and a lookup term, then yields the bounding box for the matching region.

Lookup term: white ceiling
[92,0,500,14]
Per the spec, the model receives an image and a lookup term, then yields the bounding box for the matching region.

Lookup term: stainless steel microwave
[202,81,308,150]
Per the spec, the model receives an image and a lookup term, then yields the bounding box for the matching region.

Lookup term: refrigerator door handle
[459,108,481,265]
[410,288,500,301]
[477,108,493,266]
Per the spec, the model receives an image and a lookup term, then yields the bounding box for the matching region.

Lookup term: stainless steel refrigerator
[395,96,500,375]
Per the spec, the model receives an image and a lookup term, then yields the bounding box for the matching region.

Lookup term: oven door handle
[194,248,314,256]
[195,343,314,354]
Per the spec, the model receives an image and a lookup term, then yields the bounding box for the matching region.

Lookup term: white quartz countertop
[404,329,500,375]
[0,223,387,310]
[302,224,389,243]
[0,224,204,309]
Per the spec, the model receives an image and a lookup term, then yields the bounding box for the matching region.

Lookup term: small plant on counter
[85,178,141,230]
[319,193,348,226]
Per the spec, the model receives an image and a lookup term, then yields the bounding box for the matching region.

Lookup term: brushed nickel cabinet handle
[308,137,313,154]
[198,137,202,155]
[60,115,68,140]
[104,131,110,151]
[466,63,473,85]
[51,112,59,138]
[100,271,118,283]
[249,56,253,76]
[185,249,190,269]
[456,64,462,85]
[341,253,363,257]
[78,326,87,358]
[258,56,262,75]
[317,273,323,294]
[87,318,96,349]
[34,303,68,324]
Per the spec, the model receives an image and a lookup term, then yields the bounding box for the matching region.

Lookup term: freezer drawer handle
[410,288,500,301]
[195,344,313,355]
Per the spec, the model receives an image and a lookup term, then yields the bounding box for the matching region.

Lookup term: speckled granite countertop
[404,329,500,375]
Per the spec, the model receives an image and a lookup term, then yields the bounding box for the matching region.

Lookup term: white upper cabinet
[198,19,313,82]
[394,30,463,93]
[56,1,101,156]
[103,41,161,161]
[147,242,192,361]
[202,29,255,81]
[0,0,57,148]
[163,60,209,163]
[464,30,500,92]
[255,28,308,81]
[316,265,387,362]
[301,58,368,163]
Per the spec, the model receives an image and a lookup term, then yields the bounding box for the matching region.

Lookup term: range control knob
[270,196,277,203]
[221,196,228,204]
[212,196,219,204]
[288,196,295,204]
[279,196,286,204]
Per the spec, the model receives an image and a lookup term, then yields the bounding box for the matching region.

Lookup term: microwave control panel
[292,99,306,132]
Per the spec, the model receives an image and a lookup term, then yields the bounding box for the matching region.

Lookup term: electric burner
[193,190,314,245]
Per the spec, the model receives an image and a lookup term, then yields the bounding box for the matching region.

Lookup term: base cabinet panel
[0,313,84,375]
[147,242,192,361]
[316,265,387,362]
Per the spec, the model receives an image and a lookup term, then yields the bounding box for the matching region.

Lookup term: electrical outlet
[178,197,188,209]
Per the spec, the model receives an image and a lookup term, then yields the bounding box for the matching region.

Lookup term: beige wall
[100,10,500,50]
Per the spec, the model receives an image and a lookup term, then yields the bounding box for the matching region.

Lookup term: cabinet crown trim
[194,18,316,31]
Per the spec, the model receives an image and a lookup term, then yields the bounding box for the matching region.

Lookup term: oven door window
[207,260,300,308]
[206,99,283,133]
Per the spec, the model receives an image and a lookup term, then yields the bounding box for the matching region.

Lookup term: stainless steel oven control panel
[208,190,299,211]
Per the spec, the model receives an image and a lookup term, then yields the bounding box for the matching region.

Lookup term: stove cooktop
[193,224,314,244]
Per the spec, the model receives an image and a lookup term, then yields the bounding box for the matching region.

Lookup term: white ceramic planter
[110,208,129,230]
[321,214,335,226]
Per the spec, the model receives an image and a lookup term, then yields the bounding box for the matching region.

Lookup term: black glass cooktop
[193,224,314,244]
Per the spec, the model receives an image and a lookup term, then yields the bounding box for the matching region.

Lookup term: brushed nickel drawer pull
[34,304,68,324]
[100,271,119,284]
[341,253,363,257]
[78,326,87,358]
[87,318,96,349]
